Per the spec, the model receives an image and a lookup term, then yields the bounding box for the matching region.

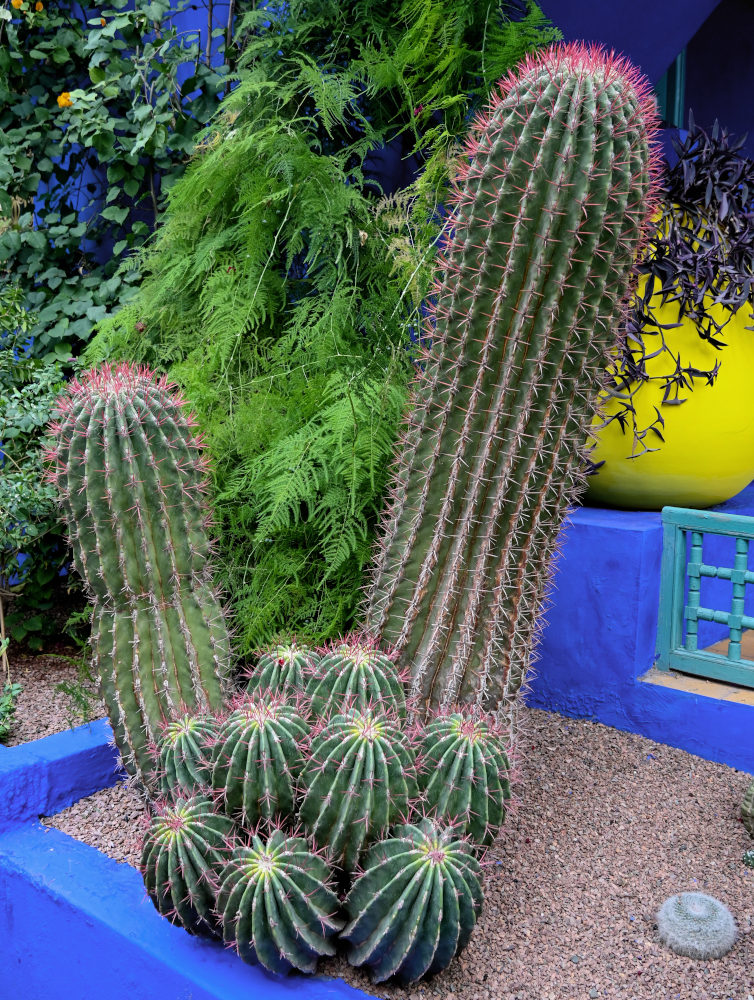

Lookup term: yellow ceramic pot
[587,288,754,511]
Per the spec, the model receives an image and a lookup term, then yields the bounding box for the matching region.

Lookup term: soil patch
[3,647,103,746]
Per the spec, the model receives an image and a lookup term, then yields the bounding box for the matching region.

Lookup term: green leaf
[89,65,106,84]
[101,205,129,224]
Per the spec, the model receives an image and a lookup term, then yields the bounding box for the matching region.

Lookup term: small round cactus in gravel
[656,892,738,959]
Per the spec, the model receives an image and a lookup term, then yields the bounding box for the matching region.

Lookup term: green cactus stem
[305,638,406,720]
[156,713,219,798]
[216,830,343,975]
[299,708,417,871]
[210,695,308,828]
[342,817,483,983]
[363,44,660,719]
[46,363,232,788]
[742,778,754,838]
[140,794,234,936]
[418,712,511,846]
[245,643,319,698]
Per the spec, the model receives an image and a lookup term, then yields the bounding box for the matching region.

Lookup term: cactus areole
[46,363,232,787]
[364,44,660,717]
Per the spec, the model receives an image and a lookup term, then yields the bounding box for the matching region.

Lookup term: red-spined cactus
[305,636,407,720]
[342,818,483,983]
[417,711,511,846]
[364,44,660,720]
[299,707,418,871]
[210,693,308,829]
[46,363,232,788]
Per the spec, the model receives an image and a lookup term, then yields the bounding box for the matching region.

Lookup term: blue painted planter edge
[0,724,372,1000]
[0,718,122,830]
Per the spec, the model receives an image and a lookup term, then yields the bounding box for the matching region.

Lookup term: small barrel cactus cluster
[139,635,510,983]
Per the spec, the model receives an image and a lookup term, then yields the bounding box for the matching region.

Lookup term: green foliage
[84,0,560,651]
[0,284,72,648]
[0,0,243,357]
[0,680,22,742]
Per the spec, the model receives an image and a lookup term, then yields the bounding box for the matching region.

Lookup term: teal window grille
[656,506,754,689]
[655,50,686,129]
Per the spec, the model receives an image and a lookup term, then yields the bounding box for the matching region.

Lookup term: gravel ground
[3,648,103,746]
[42,707,754,999]
[42,782,147,865]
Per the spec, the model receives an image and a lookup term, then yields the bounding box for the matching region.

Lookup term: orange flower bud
[100,16,105,25]
[34,1,43,9]
[56,92,73,109]
[10,0,23,9]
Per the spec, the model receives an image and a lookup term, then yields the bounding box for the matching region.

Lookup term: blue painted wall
[0,824,368,1000]
[529,486,754,773]
[544,0,754,157]
[540,0,723,81]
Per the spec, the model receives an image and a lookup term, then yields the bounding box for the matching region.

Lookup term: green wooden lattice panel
[656,506,754,688]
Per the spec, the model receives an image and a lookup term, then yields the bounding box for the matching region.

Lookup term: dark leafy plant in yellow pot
[588,118,754,511]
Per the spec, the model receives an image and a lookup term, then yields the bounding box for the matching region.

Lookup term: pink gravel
[42,707,754,1000]
[3,648,103,746]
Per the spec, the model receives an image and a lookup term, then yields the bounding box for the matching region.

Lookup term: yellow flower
[57,92,73,109]
[10,1,23,9]
[35,2,43,9]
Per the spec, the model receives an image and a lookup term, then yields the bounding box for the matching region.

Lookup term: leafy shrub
[0,0,244,357]
[84,0,561,652]
[0,285,71,647]
[0,0,251,639]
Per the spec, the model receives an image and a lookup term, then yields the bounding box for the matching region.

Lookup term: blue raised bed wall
[0,723,370,1000]
[528,484,754,773]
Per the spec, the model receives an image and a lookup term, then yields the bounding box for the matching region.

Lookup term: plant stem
[0,595,9,685]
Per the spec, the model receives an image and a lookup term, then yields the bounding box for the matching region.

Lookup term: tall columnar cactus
[245,643,319,698]
[342,818,483,983]
[300,708,418,870]
[46,363,232,787]
[305,638,407,720]
[743,778,754,838]
[210,696,308,828]
[363,44,660,718]
[418,712,511,845]
[216,830,344,974]
[140,794,235,936]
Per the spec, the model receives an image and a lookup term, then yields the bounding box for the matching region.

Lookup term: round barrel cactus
[305,638,406,720]
[156,713,219,797]
[140,794,234,936]
[299,708,417,870]
[418,712,511,846]
[211,696,308,828]
[216,830,343,974]
[245,643,319,698]
[342,818,483,983]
